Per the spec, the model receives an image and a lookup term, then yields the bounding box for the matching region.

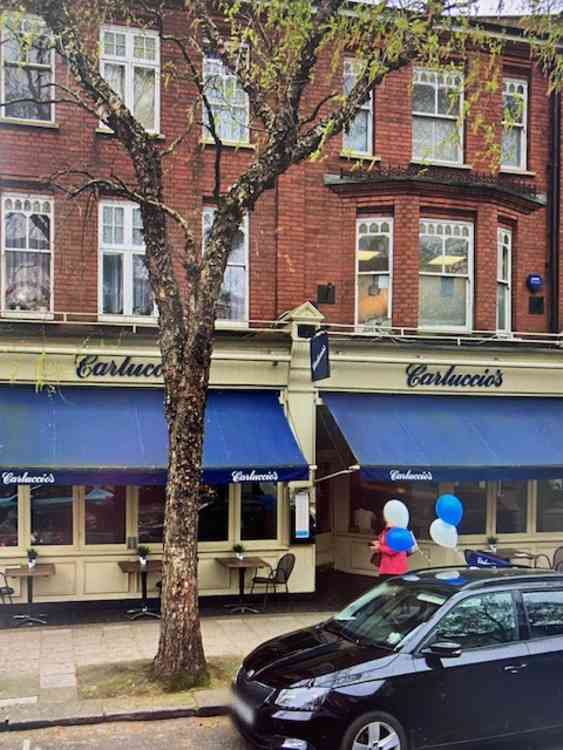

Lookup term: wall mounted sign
[76,355,162,380]
[2,471,56,485]
[406,363,504,389]
[294,489,310,539]
[231,470,279,482]
[310,330,330,382]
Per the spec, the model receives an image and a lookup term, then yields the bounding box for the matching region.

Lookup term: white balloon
[384,500,409,529]
[430,519,458,549]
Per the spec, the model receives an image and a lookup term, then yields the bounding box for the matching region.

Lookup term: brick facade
[0,13,560,337]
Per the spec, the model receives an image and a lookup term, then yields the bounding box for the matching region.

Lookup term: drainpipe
[549,89,561,333]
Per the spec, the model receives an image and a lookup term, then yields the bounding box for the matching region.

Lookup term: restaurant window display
[537,479,563,533]
[31,485,73,545]
[0,486,18,547]
[85,485,126,544]
[495,481,528,534]
[454,482,487,535]
[241,482,277,541]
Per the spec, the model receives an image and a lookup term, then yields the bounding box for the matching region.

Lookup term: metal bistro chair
[250,553,296,609]
[534,545,563,570]
[0,571,15,604]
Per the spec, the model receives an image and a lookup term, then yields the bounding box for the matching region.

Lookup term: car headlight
[275,687,330,711]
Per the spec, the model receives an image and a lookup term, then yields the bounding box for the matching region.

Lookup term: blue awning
[0,386,308,485]
[323,392,563,482]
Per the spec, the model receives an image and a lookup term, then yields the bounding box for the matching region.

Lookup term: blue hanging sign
[310,331,330,382]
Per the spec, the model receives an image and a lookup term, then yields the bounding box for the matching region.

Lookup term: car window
[430,592,518,650]
[523,590,563,639]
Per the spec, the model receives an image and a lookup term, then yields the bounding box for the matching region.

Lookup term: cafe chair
[534,545,563,570]
[0,571,15,605]
[250,553,296,609]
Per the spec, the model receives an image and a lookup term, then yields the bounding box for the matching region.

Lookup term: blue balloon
[386,527,413,553]
[436,494,464,527]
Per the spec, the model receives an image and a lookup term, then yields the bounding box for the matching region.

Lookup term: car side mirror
[421,641,462,659]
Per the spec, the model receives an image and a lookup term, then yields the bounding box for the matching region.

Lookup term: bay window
[99,202,155,319]
[356,217,392,328]
[202,207,249,323]
[343,60,373,156]
[203,54,249,144]
[1,14,54,123]
[2,195,52,315]
[497,228,512,332]
[501,78,528,171]
[419,219,473,331]
[412,68,463,165]
[100,26,160,132]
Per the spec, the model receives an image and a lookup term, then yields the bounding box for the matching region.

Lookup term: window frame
[418,218,474,333]
[0,14,55,124]
[501,78,528,173]
[342,59,373,157]
[202,206,250,327]
[522,587,563,642]
[497,227,512,333]
[99,24,161,134]
[202,52,250,146]
[98,200,156,323]
[1,192,54,319]
[412,67,464,167]
[355,216,393,330]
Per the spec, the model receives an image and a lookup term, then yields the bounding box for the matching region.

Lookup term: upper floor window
[100,26,160,132]
[497,228,512,332]
[202,54,249,144]
[419,219,473,331]
[412,68,463,165]
[343,60,373,156]
[501,78,528,171]
[99,202,155,319]
[1,15,54,123]
[202,207,249,323]
[356,217,392,328]
[2,194,52,315]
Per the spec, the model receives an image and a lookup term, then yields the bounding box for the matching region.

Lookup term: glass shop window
[31,485,73,545]
[537,479,563,533]
[199,485,229,542]
[85,485,126,544]
[454,481,487,535]
[0,486,18,547]
[138,485,165,543]
[241,482,277,541]
[495,480,528,534]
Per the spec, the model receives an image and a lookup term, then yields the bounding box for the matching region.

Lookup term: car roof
[398,566,563,593]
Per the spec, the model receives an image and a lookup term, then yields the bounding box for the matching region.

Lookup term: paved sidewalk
[0,611,334,731]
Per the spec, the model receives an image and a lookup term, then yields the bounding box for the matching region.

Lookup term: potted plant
[26,547,38,569]
[137,545,150,567]
[487,536,498,553]
[233,543,245,561]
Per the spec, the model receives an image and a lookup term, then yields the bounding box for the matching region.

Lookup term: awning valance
[322,392,563,483]
[0,386,308,485]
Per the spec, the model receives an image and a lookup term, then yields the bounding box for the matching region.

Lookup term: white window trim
[355,216,393,330]
[497,227,512,333]
[1,192,54,320]
[98,200,157,323]
[202,53,250,146]
[418,219,474,333]
[342,59,373,157]
[99,24,161,134]
[0,14,55,125]
[412,67,464,167]
[202,207,250,327]
[501,77,528,172]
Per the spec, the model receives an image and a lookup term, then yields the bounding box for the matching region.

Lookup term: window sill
[0,118,59,130]
[96,128,165,141]
[2,311,53,321]
[200,139,255,151]
[411,160,472,171]
[500,167,536,178]
[215,319,249,330]
[98,314,158,326]
[417,326,473,335]
[340,152,382,163]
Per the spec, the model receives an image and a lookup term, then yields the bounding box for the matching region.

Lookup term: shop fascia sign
[75,354,162,380]
[405,363,504,389]
[2,471,55,485]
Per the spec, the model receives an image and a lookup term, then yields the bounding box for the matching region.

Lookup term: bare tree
[1,0,560,682]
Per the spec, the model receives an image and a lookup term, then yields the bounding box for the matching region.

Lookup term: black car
[231,567,563,750]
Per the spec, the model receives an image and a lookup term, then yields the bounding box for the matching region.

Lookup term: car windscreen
[331,578,452,651]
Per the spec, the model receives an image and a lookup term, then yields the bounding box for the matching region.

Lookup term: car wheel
[340,710,407,750]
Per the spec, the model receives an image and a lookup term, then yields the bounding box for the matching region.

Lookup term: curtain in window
[103,253,123,314]
[133,254,153,316]
[5,251,50,311]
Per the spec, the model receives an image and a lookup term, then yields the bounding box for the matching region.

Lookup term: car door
[411,590,530,748]
[520,587,563,732]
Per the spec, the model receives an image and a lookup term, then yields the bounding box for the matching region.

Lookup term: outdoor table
[6,563,56,626]
[216,556,269,614]
[118,559,162,620]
